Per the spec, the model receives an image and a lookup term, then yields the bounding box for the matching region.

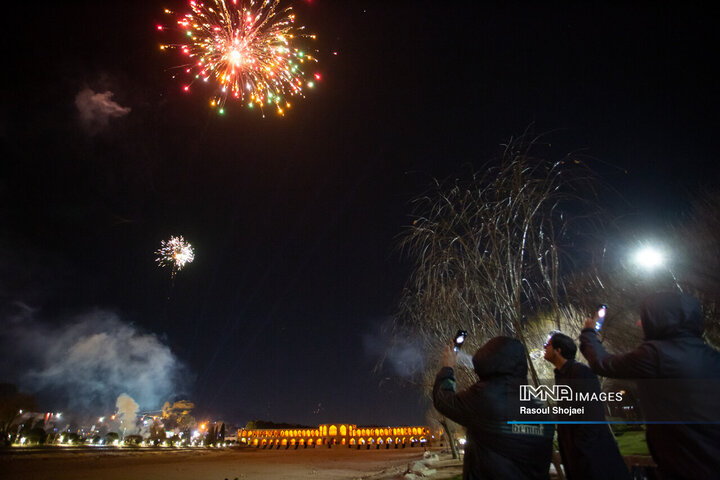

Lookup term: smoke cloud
[75,88,130,133]
[456,350,474,369]
[362,319,426,379]
[0,307,185,414]
[382,340,425,378]
[116,393,139,435]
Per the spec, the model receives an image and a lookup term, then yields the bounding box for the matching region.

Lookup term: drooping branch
[394,135,598,388]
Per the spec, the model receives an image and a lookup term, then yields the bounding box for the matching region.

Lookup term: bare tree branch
[394,134,598,389]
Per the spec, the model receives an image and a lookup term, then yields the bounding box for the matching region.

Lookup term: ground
[0,446,464,480]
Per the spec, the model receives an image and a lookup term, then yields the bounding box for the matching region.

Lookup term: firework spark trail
[159,0,320,116]
[156,236,195,277]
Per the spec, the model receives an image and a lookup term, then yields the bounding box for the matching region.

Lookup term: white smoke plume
[75,88,130,133]
[0,307,185,414]
[363,319,426,379]
[456,350,474,369]
[116,393,139,436]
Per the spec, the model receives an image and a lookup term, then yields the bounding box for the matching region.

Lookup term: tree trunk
[552,450,567,480]
[439,418,459,460]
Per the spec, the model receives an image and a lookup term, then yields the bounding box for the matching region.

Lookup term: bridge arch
[237,424,435,449]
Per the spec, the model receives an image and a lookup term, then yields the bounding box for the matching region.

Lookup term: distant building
[238,423,436,448]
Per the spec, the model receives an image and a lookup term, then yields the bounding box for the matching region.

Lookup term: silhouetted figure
[544,332,630,479]
[433,336,554,479]
[580,292,720,479]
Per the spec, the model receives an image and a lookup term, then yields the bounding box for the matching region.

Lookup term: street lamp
[632,245,682,292]
[633,246,665,270]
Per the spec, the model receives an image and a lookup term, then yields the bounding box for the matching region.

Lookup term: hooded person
[433,336,554,479]
[579,292,720,479]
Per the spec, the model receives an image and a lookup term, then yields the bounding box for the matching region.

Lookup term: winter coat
[554,359,630,480]
[579,292,720,479]
[433,336,554,479]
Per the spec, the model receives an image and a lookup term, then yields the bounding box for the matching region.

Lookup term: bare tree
[161,399,196,433]
[395,135,596,387]
[674,190,720,346]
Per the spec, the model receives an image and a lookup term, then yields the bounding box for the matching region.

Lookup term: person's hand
[584,317,596,330]
[442,345,457,368]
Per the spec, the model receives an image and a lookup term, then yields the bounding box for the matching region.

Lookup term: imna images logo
[519,385,624,403]
[520,385,572,402]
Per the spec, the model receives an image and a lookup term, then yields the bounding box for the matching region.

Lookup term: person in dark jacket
[579,292,720,479]
[433,336,554,479]
[544,332,630,480]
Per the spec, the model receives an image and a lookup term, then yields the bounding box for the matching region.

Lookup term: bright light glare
[229,49,242,66]
[634,247,665,269]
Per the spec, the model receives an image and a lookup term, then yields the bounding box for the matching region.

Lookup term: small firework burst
[156,236,195,274]
[158,0,320,116]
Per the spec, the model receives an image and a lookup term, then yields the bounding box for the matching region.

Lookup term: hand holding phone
[595,305,607,331]
[453,330,468,352]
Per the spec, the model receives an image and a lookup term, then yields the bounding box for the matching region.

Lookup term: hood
[640,292,703,340]
[472,336,528,379]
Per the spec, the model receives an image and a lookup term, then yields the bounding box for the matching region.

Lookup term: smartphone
[595,304,607,331]
[453,330,468,352]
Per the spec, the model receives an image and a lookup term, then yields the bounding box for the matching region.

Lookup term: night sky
[1,1,718,427]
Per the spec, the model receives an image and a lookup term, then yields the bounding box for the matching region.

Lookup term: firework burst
[156,236,195,275]
[159,0,320,116]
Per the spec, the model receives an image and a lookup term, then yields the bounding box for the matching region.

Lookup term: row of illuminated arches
[238,424,429,440]
[240,429,324,438]
[250,437,427,447]
[354,427,427,437]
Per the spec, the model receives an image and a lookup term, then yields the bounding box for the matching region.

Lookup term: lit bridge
[238,424,435,449]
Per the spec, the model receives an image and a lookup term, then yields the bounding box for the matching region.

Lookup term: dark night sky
[1,1,718,426]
